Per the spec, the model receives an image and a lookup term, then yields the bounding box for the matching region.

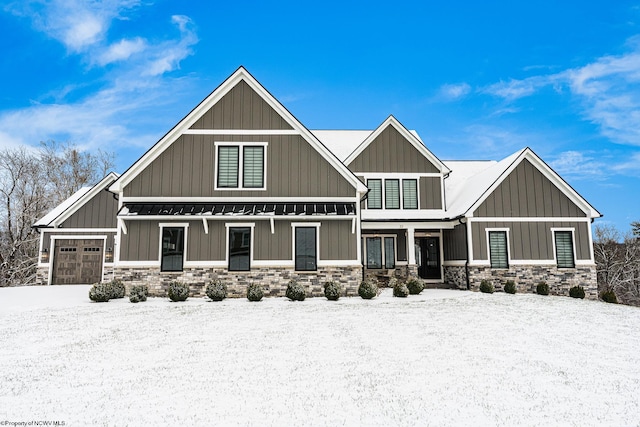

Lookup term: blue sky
[1,1,639,233]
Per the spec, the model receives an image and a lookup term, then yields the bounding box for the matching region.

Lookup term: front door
[417,237,441,280]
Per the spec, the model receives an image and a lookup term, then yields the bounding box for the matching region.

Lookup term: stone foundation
[443,265,468,290]
[114,266,362,298]
[35,265,115,286]
[363,265,418,286]
[467,265,598,299]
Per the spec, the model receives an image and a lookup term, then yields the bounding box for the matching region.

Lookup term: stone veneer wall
[443,265,468,290]
[35,265,115,286]
[363,265,419,285]
[449,264,598,299]
[114,266,362,298]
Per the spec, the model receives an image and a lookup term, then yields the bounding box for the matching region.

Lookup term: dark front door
[417,237,441,280]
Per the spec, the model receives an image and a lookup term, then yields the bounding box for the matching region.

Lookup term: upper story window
[215,142,267,190]
[366,177,418,210]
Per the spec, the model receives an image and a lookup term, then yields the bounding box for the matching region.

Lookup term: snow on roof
[33,187,92,227]
[311,129,424,162]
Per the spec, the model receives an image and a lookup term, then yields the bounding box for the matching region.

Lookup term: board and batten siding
[123,134,354,198]
[119,221,161,262]
[42,231,115,254]
[348,126,440,174]
[58,189,118,229]
[190,80,293,131]
[419,176,442,210]
[471,221,591,262]
[443,224,467,261]
[474,159,586,218]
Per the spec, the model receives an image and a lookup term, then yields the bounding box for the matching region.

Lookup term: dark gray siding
[348,126,440,173]
[474,159,586,218]
[42,231,115,255]
[190,80,292,130]
[320,220,357,260]
[120,221,160,261]
[443,224,466,261]
[471,221,591,261]
[60,189,118,229]
[187,221,226,262]
[420,177,442,210]
[124,134,355,198]
[254,220,291,261]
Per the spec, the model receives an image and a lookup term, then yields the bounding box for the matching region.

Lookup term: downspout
[459,217,470,290]
[360,188,370,284]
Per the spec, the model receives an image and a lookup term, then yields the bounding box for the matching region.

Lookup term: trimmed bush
[129,285,148,303]
[393,281,410,298]
[89,283,111,302]
[286,280,306,301]
[569,285,585,299]
[358,280,378,300]
[600,289,618,304]
[168,281,189,302]
[108,279,126,299]
[406,278,424,295]
[323,281,341,301]
[247,283,264,302]
[206,280,227,301]
[504,281,517,294]
[536,282,550,296]
[479,280,494,294]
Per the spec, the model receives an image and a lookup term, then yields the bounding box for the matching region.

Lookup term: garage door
[52,239,104,285]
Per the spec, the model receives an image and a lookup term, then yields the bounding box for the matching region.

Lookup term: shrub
[406,278,424,295]
[358,280,378,300]
[536,282,550,296]
[89,283,111,302]
[129,285,148,303]
[479,280,494,294]
[569,285,585,299]
[206,280,227,301]
[108,279,126,299]
[323,281,341,301]
[286,280,306,301]
[247,283,264,302]
[504,281,517,294]
[393,281,410,298]
[600,289,618,304]
[168,281,189,302]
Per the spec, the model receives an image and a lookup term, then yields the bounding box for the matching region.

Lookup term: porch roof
[118,202,356,217]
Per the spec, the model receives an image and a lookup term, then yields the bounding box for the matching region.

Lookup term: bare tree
[0,142,115,286]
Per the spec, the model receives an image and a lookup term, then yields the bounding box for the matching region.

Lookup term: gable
[190,80,293,130]
[347,125,440,173]
[59,187,118,228]
[474,159,586,218]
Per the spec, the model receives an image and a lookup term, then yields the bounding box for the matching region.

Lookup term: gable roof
[311,129,425,162]
[444,148,601,219]
[34,172,120,228]
[109,66,367,195]
[341,116,450,174]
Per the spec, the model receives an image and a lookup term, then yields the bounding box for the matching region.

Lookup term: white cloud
[96,37,146,65]
[438,83,471,101]
[481,76,551,101]
[549,151,607,180]
[142,16,198,76]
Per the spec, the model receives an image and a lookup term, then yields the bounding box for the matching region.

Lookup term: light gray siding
[124,134,355,198]
[471,221,591,262]
[474,159,586,217]
[59,189,118,229]
[348,126,440,173]
[443,224,466,261]
[190,80,292,130]
[419,176,442,210]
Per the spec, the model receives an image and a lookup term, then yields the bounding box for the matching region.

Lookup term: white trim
[252,260,296,268]
[588,223,595,263]
[361,221,457,230]
[485,228,511,269]
[214,141,268,191]
[359,172,441,179]
[48,235,108,285]
[158,224,189,272]
[407,226,416,265]
[225,223,256,270]
[361,210,445,221]
[551,227,577,269]
[41,228,117,233]
[118,218,128,235]
[202,218,209,234]
[184,129,300,135]
[467,216,591,223]
[362,234,397,269]
[468,259,594,267]
[119,215,358,221]
[117,261,161,267]
[158,222,190,228]
[466,220,474,264]
[120,196,360,203]
[291,223,321,272]
[317,260,361,267]
[183,261,226,268]
[443,260,466,267]
[365,177,422,211]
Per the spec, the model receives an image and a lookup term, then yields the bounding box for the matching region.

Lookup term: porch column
[407,226,416,265]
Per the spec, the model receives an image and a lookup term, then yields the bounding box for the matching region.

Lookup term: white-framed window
[159,223,189,272]
[292,223,320,272]
[364,235,396,269]
[226,223,255,271]
[215,142,267,190]
[553,228,576,268]
[487,229,509,269]
[366,178,419,210]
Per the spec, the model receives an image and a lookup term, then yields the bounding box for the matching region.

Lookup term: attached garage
[51,238,105,285]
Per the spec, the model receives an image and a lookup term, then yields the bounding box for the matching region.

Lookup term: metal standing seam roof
[119,202,357,217]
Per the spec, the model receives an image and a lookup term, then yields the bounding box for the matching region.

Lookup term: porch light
[105,247,114,263]
[40,248,49,263]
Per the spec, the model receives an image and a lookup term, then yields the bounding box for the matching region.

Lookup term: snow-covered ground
[1,286,639,426]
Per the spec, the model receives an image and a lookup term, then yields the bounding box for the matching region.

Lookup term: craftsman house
[34,67,601,297]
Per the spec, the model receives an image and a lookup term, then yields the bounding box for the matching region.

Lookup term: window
[295,227,317,271]
[243,146,264,188]
[488,230,508,269]
[554,231,575,268]
[385,179,400,209]
[365,236,395,269]
[229,227,251,271]
[161,227,184,272]
[367,179,382,209]
[216,143,266,190]
[403,179,418,209]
